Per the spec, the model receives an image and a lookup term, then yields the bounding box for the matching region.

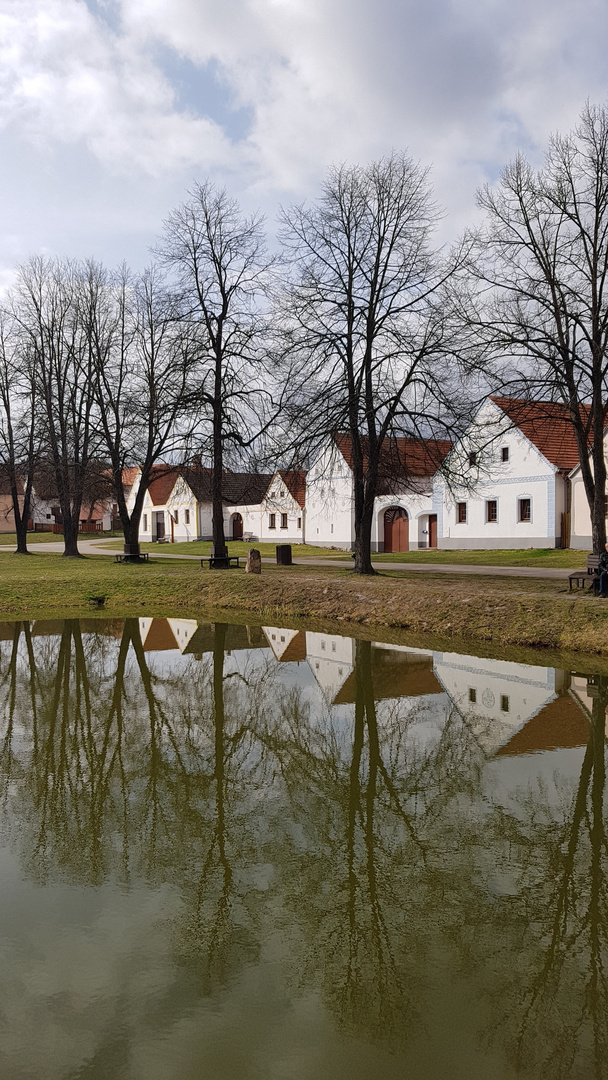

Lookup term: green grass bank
[0,551,605,656]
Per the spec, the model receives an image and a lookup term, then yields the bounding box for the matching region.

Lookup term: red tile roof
[490,397,590,471]
[121,467,140,491]
[146,465,180,506]
[334,433,452,487]
[277,470,307,508]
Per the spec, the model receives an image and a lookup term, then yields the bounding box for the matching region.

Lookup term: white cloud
[0,0,607,269]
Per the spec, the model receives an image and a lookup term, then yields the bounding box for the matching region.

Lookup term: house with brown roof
[130,463,274,543]
[305,432,452,551]
[433,396,581,549]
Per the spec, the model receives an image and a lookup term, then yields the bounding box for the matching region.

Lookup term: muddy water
[0,617,605,1080]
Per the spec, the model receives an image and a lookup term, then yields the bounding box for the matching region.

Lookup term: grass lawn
[0,550,606,657]
[100,538,587,569]
[336,547,587,568]
[0,531,125,548]
[103,538,346,559]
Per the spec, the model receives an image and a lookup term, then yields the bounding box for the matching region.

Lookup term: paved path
[0,538,582,581]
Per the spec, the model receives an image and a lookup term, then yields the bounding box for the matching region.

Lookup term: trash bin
[276,544,292,566]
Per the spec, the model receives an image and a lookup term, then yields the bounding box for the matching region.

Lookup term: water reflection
[0,618,605,1079]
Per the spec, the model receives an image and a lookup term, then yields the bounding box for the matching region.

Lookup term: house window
[486,500,498,523]
[502,447,509,463]
[457,502,467,524]
[331,524,334,534]
[519,498,531,522]
[174,509,179,525]
[185,508,190,525]
[297,516,301,529]
[280,513,288,529]
[269,513,276,529]
[469,688,477,703]
[469,451,477,467]
[500,695,510,713]
[143,514,148,531]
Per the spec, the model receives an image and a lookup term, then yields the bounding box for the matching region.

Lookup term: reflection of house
[263,628,307,662]
[182,622,267,657]
[333,644,443,704]
[305,631,356,703]
[138,618,198,653]
[305,433,451,551]
[434,650,562,756]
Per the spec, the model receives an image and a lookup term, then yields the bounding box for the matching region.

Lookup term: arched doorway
[384,507,409,552]
[232,513,243,540]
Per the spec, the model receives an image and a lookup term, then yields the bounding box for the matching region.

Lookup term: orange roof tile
[490,397,591,470]
[334,433,452,487]
[278,470,307,508]
[146,465,180,506]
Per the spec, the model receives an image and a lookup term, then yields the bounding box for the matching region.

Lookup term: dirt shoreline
[0,554,606,661]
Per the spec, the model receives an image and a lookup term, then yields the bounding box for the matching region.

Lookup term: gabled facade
[305,433,451,551]
[434,397,581,549]
[258,470,306,543]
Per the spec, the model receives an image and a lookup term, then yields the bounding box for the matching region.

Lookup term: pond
[0,616,606,1080]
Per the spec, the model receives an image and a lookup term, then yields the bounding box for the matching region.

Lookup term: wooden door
[384,508,409,552]
[155,513,165,540]
[428,514,437,548]
[232,513,243,540]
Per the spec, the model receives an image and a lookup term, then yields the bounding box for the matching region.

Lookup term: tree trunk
[353,480,376,575]
[62,510,81,557]
[212,352,227,560]
[123,516,141,558]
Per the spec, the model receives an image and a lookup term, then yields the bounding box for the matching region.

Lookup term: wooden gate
[232,513,243,540]
[384,507,409,552]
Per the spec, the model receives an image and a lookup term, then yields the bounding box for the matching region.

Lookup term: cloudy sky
[0,0,606,283]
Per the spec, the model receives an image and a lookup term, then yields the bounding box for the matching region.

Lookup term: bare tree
[87,262,194,558]
[0,313,39,553]
[12,257,99,557]
[155,182,278,562]
[463,103,608,552]
[279,154,460,574]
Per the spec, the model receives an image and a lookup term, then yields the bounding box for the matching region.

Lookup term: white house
[305,433,452,551]
[434,397,580,550]
[130,464,273,544]
[258,470,306,543]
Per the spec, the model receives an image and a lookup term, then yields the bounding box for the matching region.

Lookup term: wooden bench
[114,552,150,564]
[200,555,241,569]
[569,553,600,592]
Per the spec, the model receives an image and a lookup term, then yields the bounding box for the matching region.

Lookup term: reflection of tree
[458,678,608,1080]
[269,638,479,1047]
[1,619,607,1078]
[175,623,262,991]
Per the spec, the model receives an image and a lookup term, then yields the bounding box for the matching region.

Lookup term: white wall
[305,445,354,548]
[436,400,561,549]
[258,472,304,543]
